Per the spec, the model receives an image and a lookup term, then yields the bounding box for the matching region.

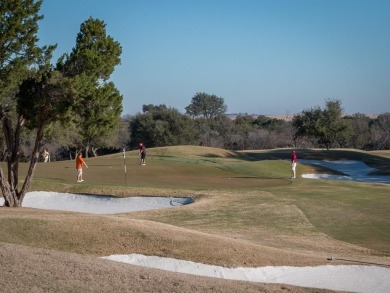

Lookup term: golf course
[1,146,389,292]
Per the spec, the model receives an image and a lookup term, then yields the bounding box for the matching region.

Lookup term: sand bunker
[0,191,193,214]
[300,159,390,184]
[103,254,390,293]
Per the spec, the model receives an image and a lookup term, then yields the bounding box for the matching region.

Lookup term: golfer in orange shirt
[76,153,88,182]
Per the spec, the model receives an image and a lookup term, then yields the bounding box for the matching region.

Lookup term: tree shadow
[205,149,390,175]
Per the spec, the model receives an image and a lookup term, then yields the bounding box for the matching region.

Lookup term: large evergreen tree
[0,0,42,94]
[0,0,58,207]
[57,18,123,157]
[76,82,123,156]
[1,4,123,207]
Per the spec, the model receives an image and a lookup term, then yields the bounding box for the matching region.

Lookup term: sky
[37,0,390,116]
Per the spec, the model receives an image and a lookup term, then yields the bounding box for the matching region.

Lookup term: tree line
[128,97,389,152]
[5,92,389,164]
[18,94,388,162]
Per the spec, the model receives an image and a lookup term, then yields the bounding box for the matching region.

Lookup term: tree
[318,99,348,148]
[130,104,197,148]
[185,92,227,119]
[0,0,62,207]
[1,6,122,206]
[343,113,371,149]
[370,113,390,150]
[1,64,74,207]
[57,17,121,80]
[17,70,73,163]
[73,82,122,157]
[116,115,131,150]
[57,18,122,157]
[0,0,43,94]
[228,115,293,150]
[231,115,255,150]
[292,106,322,142]
[292,99,347,150]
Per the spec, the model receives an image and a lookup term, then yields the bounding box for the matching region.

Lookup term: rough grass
[0,243,335,293]
[1,146,390,292]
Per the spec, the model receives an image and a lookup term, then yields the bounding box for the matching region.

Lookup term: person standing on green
[291,150,297,179]
[76,153,88,182]
[139,143,146,165]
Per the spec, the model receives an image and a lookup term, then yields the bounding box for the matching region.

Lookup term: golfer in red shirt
[139,143,146,165]
[291,150,297,179]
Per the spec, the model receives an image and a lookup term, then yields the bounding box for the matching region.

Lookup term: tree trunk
[0,168,20,207]
[1,115,23,207]
[85,144,90,158]
[91,146,99,157]
[0,114,44,207]
[19,123,45,201]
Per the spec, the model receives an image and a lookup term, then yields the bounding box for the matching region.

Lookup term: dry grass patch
[1,243,336,293]
[0,206,331,268]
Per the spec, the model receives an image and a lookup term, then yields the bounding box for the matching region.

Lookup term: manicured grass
[262,179,390,254]
[1,146,389,270]
[27,147,292,192]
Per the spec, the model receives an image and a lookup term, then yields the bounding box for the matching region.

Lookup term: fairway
[1,146,390,292]
[28,147,291,190]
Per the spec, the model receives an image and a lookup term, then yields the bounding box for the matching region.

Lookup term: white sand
[103,254,390,293]
[1,160,390,292]
[300,159,390,184]
[2,191,193,214]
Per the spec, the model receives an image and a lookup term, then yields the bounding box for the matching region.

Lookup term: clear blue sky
[38,0,390,116]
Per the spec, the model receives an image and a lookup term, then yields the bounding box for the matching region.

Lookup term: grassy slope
[1,146,390,292]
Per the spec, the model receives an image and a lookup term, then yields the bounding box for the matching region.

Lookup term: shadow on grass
[222,149,390,175]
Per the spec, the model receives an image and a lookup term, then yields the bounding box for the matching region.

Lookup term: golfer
[76,153,88,182]
[42,148,50,163]
[139,143,146,165]
[291,150,297,179]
